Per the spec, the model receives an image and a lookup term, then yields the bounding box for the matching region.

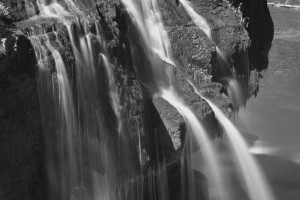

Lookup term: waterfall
[161,89,228,200]
[179,0,245,108]
[25,0,275,200]
[121,0,174,66]
[189,81,275,200]
[122,0,174,91]
[178,5,274,199]
[122,0,227,199]
[101,53,122,133]
[29,29,79,199]
[27,0,122,199]
[178,0,211,39]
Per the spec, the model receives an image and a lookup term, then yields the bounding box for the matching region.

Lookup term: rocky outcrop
[0,25,47,200]
[152,0,247,147]
[0,0,273,199]
[230,0,274,71]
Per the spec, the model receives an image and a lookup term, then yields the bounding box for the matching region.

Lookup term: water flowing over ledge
[0,0,274,199]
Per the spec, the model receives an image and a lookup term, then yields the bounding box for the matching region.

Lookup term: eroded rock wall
[0,0,274,199]
[230,0,274,71]
[0,25,47,200]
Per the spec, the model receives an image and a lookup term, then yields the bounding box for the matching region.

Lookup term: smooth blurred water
[233,4,300,200]
[122,1,228,199]
[161,89,227,200]
[179,0,245,108]
[27,1,123,199]
[187,80,274,200]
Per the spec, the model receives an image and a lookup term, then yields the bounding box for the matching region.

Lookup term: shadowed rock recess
[0,0,273,199]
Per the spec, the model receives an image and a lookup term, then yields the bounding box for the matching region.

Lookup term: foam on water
[249,141,279,155]
[292,153,300,164]
[274,29,300,41]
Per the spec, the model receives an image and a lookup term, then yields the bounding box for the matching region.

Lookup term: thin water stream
[161,89,228,200]
[190,81,275,200]
[172,2,275,199]
[179,0,245,108]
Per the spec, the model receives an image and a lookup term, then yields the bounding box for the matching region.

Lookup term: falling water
[122,0,228,199]
[178,0,211,38]
[121,0,172,198]
[178,0,228,63]
[25,0,275,200]
[29,29,79,199]
[227,78,244,108]
[27,0,122,199]
[190,82,275,200]
[122,0,173,89]
[161,89,228,200]
[101,53,122,133]
[173,4,274,198]
[179,0,244,108]
[122,0,174,66]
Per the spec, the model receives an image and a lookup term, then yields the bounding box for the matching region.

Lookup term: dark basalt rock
[230,0,274,71]
[0,25,46,200]
[152,0,246,146]
[0,0,274,199]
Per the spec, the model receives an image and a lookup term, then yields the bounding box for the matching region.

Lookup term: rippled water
[232,4,300,200]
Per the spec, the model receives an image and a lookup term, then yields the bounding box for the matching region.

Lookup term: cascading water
[178,0,227,64]
[122,0,227,199]
[29,29,79,199]
[178,0,211,38]
[178,3,274,199]
[161,89,228,200]
[27,0,122,199]
[24,0,275,200]
[121,0,174,91]
[121,0,174,66]
[101,53,122,133]
[179,0,245,108]
[189,81,275,200]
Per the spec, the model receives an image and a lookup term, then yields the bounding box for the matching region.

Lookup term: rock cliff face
[0,0,273,199]
[0,23,47,199]
[230,0,274,71]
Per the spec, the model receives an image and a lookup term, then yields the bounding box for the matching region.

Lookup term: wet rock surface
[0,26,46,199]
[154,0,245,147]
[230,0,274,71]
[0,0,274,199]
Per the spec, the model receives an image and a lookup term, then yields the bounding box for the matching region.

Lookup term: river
[232,2,300,200]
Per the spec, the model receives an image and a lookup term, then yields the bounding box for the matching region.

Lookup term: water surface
[232,4,300,200]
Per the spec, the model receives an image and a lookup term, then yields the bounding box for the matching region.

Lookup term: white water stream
[178,1,275,198]
[190,81,275,200]
[122,0,228,199]
[179,0,244,107]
